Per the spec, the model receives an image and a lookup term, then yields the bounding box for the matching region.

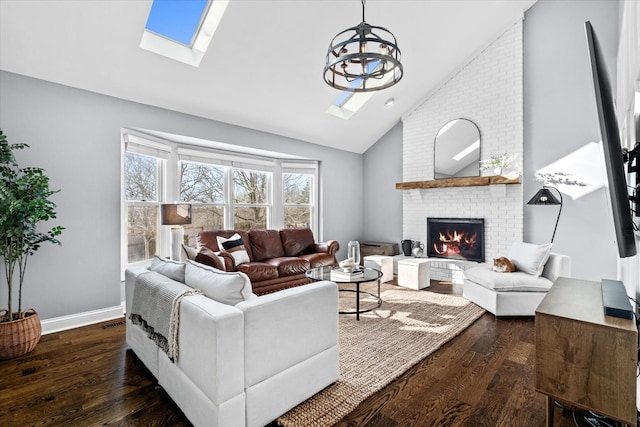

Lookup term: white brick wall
[402,20,524,280]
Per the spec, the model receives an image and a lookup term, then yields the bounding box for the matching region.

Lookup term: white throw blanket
[129,271,202,362]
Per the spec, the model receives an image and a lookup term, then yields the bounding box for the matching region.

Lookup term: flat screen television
[585,21,637,258]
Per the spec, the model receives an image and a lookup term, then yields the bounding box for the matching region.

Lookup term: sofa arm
[542,252,572,283]
[174,294,245,406]
[217,251,237,271]
[312,240,340,256]
[236,280,338,388]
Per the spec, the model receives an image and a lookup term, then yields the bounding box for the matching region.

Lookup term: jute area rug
[277,282,485,427]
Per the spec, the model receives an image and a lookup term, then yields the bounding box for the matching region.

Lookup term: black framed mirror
[434,118,481,179]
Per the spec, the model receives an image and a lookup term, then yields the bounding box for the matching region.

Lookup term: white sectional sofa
[125,261,339,427]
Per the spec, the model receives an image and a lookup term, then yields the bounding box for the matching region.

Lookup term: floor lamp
[161,203,192,260]
[527,186,563,243]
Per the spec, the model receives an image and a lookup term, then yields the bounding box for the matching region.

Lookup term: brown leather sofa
[195,228,339,295]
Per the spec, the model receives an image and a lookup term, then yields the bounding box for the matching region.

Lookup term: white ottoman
[364,255,393,283]
[397,258,430,290]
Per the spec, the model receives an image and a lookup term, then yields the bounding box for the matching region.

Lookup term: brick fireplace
[400,20,524,283]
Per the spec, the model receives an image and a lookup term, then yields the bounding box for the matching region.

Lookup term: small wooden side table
[535,277,637,426]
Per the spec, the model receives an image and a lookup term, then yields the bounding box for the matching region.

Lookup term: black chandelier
[323,0,403,92]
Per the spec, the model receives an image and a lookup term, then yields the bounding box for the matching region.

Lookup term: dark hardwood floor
[0,280,600,426]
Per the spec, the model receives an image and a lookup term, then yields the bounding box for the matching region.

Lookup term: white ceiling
[0,0,537,154]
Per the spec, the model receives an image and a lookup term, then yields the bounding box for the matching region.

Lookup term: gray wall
[0,70,363,320]
[523,0,620,280]
[362,122,403,247]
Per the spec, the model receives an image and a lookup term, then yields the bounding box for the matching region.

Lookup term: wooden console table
[535,277,637,426]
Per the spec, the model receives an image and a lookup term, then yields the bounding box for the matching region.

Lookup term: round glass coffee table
[306,266,382,320]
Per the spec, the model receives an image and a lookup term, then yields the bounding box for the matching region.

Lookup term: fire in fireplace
[426,218,485,262]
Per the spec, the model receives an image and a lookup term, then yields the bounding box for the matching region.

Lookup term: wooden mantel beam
[395,175,521,190]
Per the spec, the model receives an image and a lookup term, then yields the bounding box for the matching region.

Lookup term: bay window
[122,130,318,269]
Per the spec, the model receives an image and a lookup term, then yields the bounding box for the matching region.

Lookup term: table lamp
[161,203,192,260]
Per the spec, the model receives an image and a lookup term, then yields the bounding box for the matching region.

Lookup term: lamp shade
[527,186,563,243]
[161,204,192,225]
[527,187,561,205]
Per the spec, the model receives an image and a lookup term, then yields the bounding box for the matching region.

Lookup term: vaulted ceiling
[0,0,537,153]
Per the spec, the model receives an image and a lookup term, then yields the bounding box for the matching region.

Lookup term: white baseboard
[41,305,125,335]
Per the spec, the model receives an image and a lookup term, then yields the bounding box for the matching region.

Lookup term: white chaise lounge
[463,245,571,316]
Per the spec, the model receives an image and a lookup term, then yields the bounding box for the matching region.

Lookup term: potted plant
[0,129,63,360]
[480,152,519,176]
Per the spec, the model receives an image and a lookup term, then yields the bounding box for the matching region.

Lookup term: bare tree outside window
[233,169,269,230]
[124,152,159,262]
[180,161,225,245]
[284,172,312,228]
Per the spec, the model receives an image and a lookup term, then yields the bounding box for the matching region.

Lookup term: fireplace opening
[426,218,485,262]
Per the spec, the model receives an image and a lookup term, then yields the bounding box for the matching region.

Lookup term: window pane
[183,205,225,246]
[124,152,158,201]
[284,173,311,204]
[180,161,225,203]
[127,205,158,262]
[284,206,311,228]
[234,206,267,230]
[233,169,269,204]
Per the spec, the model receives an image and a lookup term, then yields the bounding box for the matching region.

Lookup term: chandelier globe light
[323,0,403,92]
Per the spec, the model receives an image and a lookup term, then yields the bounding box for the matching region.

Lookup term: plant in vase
[0,129,63,359]
[480,153,518,176]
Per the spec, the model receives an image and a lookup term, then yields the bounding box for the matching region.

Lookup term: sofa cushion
[217,233,251,265]
[507,242,552,277]
[185,260,255,305]
[265,257,310,276]
[237,262,279,282]
[465,265,553,292]
[279,228,315,257]
[182,244,198,261]
[148,256,185,282]
[195,246,226,271]
[197,230,254,260]
[300,252,336,268]
[249,229,286,261]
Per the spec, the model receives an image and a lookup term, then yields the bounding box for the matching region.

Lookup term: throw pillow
[182,244,198,261]
[216,233,250,266]
[148,255,186,282]
[184,260,255,305]
[507,241,553,277]
[195,246,226,271]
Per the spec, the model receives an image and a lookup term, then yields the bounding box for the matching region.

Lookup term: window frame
[281,162,318,232]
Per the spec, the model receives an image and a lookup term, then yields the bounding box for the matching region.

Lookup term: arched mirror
[434,118,481,179]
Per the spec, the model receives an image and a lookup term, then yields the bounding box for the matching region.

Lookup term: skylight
[333,60,381,108]
[140,0,229,67]
[326,60,390,120]
[145,0,209,46]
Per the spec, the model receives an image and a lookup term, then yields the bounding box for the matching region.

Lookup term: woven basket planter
[0,309,42,360]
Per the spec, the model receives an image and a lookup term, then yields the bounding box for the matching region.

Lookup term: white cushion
[464,265,553,292]
[507,241,552,277]
[216,233,250,266]
[148,255,185,282]
[185,260,255,305]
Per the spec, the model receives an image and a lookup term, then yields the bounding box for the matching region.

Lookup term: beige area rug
[277,282,485,427]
